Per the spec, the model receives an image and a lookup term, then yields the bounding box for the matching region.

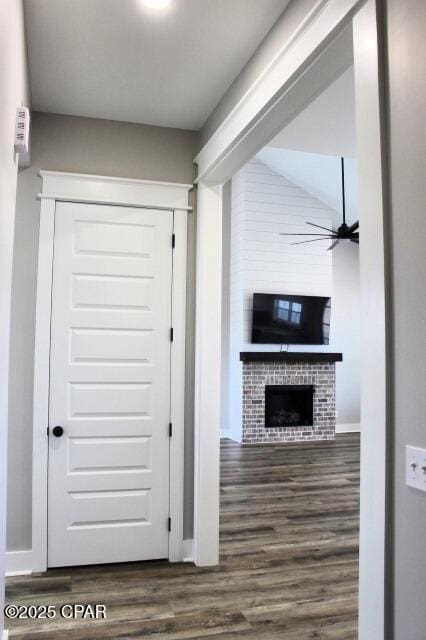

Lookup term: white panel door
[48,202,173,567]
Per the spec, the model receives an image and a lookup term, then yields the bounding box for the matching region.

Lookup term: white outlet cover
[406,445,426,492]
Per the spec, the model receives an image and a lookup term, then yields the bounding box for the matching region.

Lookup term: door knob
[52,426,64,437]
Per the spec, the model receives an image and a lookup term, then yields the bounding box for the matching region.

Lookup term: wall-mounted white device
[14,106,30,155]
[406,445,426,492]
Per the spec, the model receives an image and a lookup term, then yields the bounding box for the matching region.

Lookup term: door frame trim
[32,171,191,571]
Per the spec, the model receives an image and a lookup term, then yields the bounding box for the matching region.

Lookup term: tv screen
[251,293,331,345]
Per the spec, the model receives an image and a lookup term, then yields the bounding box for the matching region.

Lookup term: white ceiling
[24,0,290,130]
[269,66,356,157]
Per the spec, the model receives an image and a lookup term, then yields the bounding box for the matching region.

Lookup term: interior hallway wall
[0,0,30,626]
[386,1,426,637]
[7,111,198,553]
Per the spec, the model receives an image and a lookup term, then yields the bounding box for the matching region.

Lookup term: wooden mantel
[239,352,343,363]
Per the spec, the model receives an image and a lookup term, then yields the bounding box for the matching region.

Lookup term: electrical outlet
[406,446,426,492]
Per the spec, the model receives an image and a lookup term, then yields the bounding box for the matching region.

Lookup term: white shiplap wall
[226,159,334,439]
[237,159,333,351]
[227,171,245,441]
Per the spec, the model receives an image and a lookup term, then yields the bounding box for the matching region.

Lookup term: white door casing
[48,202,173,567]
[32,172,190,571]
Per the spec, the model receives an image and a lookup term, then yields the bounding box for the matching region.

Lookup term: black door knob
[52,426,64,437]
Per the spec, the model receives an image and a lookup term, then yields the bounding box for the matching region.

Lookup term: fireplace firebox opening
[265,385,314,429]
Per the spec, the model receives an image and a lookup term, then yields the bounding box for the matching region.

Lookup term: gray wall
[199,0,318,146]
[0,0,30,626]
[386,2,426,638]
[7,111,198,551]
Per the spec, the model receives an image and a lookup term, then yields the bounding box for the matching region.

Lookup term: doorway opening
[194,2,389,637]
[219,53,362,632]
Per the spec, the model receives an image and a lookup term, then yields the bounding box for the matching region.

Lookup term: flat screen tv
[251,293,331,345]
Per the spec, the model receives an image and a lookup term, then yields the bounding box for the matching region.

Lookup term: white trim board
[193,183,222,567]
[336,423,361,433]
[32,171,190,572]
[38,171,193,211]
[3,630,9,639]
[169,209,188,562]
[220,433,241,444]
[37,195,191,212]
[195,0,361,183]
[5,550,32,577]
[182,539,194,563]
[353,3,390,638]
[222,427,360,437]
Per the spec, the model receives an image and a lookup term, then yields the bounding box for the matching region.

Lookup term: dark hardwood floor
[6,434,360,639]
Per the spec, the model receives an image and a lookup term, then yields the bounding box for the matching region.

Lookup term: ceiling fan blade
[348,220,359,233]
[280,232,334,237]
[306,221,336,233]
[291,236,334,246]
[327,239,340,251]
[350,237,359,244]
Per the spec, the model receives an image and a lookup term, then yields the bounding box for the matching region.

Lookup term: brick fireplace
[240,352,342,444]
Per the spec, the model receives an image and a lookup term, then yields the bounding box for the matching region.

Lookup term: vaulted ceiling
[268,66,356,158]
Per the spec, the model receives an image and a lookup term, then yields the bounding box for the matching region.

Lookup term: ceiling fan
[280,157,359,250]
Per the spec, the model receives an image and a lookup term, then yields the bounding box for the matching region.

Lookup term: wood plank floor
[6,433,360,639]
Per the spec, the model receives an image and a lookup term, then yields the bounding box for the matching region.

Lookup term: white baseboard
[6,543,195,573]
[220,432,242,443]
[5,550,32,576]
[336,423,361,433]
[182,538,194,563]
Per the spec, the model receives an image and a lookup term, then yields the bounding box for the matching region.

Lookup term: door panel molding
[32,172,190,572]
